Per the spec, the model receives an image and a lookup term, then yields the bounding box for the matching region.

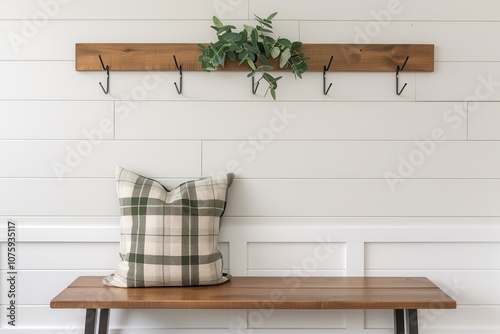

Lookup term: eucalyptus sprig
[198,12,309,99]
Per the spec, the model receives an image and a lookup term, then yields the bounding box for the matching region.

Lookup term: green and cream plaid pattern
[103,167,234,288]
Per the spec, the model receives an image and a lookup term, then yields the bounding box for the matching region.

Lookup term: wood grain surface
[51,276,456,310]
[76,43,434,72]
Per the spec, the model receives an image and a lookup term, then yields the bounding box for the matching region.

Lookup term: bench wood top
[50,276,456,310]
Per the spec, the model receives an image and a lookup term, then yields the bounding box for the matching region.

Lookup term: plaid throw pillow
[103,167,234,288]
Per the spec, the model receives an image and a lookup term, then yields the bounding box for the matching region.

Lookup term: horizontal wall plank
[0,242,120,270]
[250,0,500,21]
[0,21,297,61]
[109,309,230,329]
[0,140,201,178]
[2,20,497,63]
[0,178,195,216]
[365,242,500,270]
[0,179,119,216]
[3,179,500,216]
[416,62,500,102]
[0,0,248,20]
[0,217,120,242]
[469,102,500,140]
[247,309,346,329]
[246,270,346,277]
[364,306,500,330]
[247,242,345,270]
[301,20,420,53]
[301,22,500,62]
[116,102,464,140]
[0,62,415,101]
[0,330,494,334]
[225,179,500,217]
[5,0,498,22]
[366,270,500,305]
[220,217,500,234]
[0,305,230,329]
[0,330,239,334]
[3,217,499,243]
[0,306,84,329]
[0,101,113,140]
[0,270,110,305]
[0,61,173,101]
[203,141,500,179]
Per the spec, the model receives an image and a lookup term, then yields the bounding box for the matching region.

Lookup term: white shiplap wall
[1,0,500,333]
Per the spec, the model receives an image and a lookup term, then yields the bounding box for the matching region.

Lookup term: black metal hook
[252,76,260,95]
[98,55,109,95]
[396,56,409,96]
[173,55,182,94]
[323,56,333,95]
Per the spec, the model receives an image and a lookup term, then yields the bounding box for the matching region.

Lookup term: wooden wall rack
[76,43,434,72]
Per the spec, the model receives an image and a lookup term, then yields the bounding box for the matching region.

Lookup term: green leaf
[238,50,249,65]
[259,65,273,71]
[247,59,256,70]
[247,70,257,78]
[259,20,273,29]
[279,48,291,68]
[258,54,269,65]
[239,30,248,41]
[248,51,257,61]
[270,88,276,100]
[251,28,259,49]
[219,53,225,68]
[254,14,263,21]
[229,44,239,52]
[278,38,291,49]
[254,14,273,28]
[216,25,236,35]
[264,36,276,45]
[262,40,270,57]
[243,43,260,55]
[270,46,280,59]
[267,12,278,21]
[228,50,236,61]
[256,26,273,33]
[213,16,223,28]
[291,41,302,50]
[244,25,254,36]
[263,73,281,83]
[221,32,242,42]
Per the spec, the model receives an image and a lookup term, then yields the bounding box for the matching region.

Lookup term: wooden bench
[50,276,456,334]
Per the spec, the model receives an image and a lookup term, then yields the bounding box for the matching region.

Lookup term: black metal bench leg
[85,309,97,334]
[98,309,110,334]
[394,309,405,334]
[407,309,418,334]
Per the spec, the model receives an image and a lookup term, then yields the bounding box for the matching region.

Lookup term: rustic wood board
[76,43,434,72]
[51,276,456,310]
